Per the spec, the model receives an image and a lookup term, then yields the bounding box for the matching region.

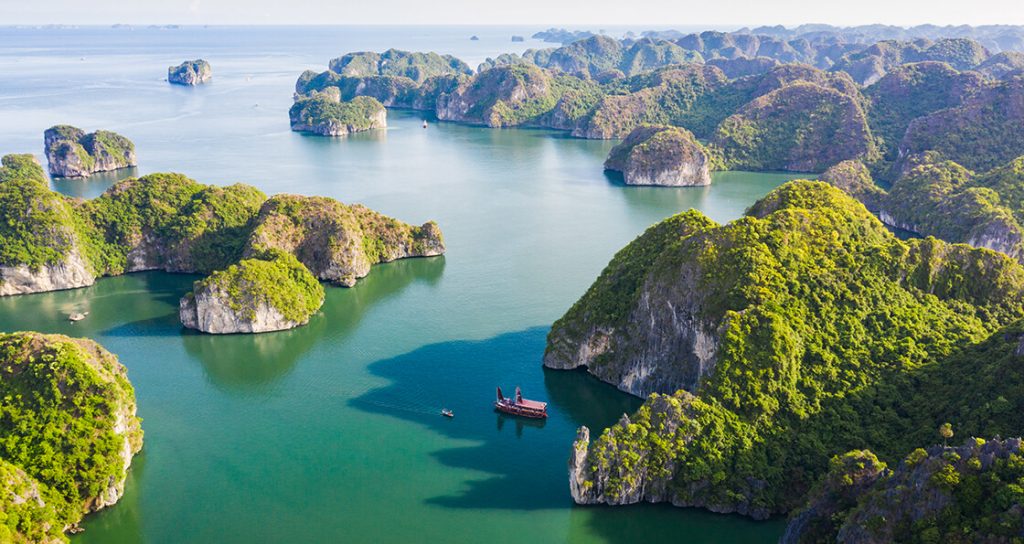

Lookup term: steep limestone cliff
[180,251,324,334]
[0,154,96,295]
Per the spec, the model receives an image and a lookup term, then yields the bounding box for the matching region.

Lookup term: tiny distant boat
[422,120,428,129]
[68,311,89,322]
[495,386,547,419]
[441,408,454,418]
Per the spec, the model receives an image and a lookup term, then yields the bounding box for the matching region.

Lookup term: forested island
[0,153,445,333]
[0,331,143,542]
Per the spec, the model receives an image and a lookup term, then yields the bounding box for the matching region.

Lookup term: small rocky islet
[0,152,445,334]
[168,59,212,86]
[604,125,711,186]
[44,124,136,178]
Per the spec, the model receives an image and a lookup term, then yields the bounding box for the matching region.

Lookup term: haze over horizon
[3,0,1024,27]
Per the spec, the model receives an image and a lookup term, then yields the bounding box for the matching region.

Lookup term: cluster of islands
[4,24,1024,542]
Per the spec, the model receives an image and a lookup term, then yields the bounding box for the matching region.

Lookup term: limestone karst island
[2,2,1024,543]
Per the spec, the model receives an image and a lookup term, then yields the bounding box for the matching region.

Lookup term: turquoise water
[0,26,804,543]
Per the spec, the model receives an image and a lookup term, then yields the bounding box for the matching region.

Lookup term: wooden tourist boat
[494,386,548,419]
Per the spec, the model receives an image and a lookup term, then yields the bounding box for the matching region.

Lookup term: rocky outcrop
[180,252,324,334]
[863,155,1024,261]
[0,247,94,296]
[44,125,136,178]
[712,81,876,172]
[436,64,558,127]
[604,125,711,186]
[543,209,720,396]
[244,194,445,287]
[976,51,1024,80]
[0,332,143,539]
[168,59,212,85]
[706,56,779,78]
[783,439,1024,543]
[899,77,1024,172]
[289,94,387,136]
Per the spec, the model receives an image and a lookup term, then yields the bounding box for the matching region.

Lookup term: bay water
[0,26,800,543]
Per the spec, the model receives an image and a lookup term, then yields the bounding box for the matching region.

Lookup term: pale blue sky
[3,0,1022,26]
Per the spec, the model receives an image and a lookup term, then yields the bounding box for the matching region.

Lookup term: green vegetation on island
[604,125,712,186]
[180,250,325,334]
[783,437,1024,542]
[0,332,143,542]
[822,154,1024,262]
[550,180,1024,518]
[245,193,445,287]
[289,93,387,136]
[0,153,446,332]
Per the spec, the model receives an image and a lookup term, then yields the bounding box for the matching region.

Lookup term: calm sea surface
[0,26,799,543]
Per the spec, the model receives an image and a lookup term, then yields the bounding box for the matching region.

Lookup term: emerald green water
[0,26,806,543]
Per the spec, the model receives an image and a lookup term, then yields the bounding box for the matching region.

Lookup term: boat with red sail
[494,386,548,419]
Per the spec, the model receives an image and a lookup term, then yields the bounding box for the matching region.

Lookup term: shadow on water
[182,256,445,390]
[351,327,642,511]
[351,326,785,542]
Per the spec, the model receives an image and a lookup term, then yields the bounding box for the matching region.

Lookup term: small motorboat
[68,311,89,322]
[422,120,428,129]
[441,408,454,418]
[494,386,547,419]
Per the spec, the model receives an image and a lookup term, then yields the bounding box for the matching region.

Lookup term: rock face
[0,247,94,296]
[783,439,1024,543]
[244,194,445,287]
[44,125,136,178]
[0,332,143,540]
[549,180,1024,518]
[289,94,387,136]
[0,158,446,312]
[0,154,97,295]
[436,64,558,127]
[168,59,212,85]
[604,125,711,186]
[180,252,324,334]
